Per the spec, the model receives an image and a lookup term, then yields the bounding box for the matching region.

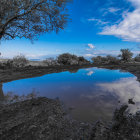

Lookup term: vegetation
[91,49,140,64]
[0,0,70,41]
[0,55,28,69]
[91,104,140,140]
[42,57,59,66]
[12,54,29,67]
[57,53,90,65]
[0,49,140,70]
[134,54,140,62]
[92,55,119,64]
[0,53,90,70]
[57,53,79,65]
[2,91,38,104]
[1,97,140,140]
[78,56,90,65]
[118,49,133,62]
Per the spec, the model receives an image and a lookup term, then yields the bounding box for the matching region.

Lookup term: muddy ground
[0,63,140,140]
[1,97,140,140]
[0,63,140,83]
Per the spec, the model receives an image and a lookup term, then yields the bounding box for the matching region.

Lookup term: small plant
[3,90,39,104]
[12,54,28,67]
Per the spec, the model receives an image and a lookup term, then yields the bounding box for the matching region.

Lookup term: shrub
[78,56,90,65]
[43,57,59,66]
[12,55,28,67]
[92,56,106,64]
[0,59,13,69]
[134,54,140,62]
[118,49,133,62]
[57,53,79,65]
[106,55,120,64]
[57,53,90,65]
[92,55,119,64]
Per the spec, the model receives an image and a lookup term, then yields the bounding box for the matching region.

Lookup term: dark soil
[1,97,140,140]
[0,97,93,140]
[1,63,140,140]
[96,63,140,82]
[0,63,140,83]
[0,64,94,83]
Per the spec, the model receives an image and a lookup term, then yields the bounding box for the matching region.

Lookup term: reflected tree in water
[68,68,79,73]
[0,83,4,101]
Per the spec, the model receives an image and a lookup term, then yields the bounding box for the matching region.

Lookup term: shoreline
[1,63,140,139]
[0,63,140,83]
[1,97,140,140]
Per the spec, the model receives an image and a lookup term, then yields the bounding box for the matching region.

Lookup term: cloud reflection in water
[97,77,140,113]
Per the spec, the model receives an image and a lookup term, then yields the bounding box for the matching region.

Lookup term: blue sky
[1,0,140,59]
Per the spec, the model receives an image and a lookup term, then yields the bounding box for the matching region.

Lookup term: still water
[3,67,140,122]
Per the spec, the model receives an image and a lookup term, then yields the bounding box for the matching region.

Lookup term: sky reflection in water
[3,68,140,122]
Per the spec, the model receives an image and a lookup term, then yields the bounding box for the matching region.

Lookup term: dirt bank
[0,97,93,140]
[1,97,140,140]
[0,63,140,83]
[96,63,140,82]
[0,64,94,83]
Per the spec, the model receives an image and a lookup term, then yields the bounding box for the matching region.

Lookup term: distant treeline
[0,49,140,69]
[0,53,90,69]
[92,49,140,64]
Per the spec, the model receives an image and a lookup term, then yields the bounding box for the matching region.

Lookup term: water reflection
[3,68,138,122]
[97,77,140,113]
[68,68,79,73]
[87,71,94,76]
[0,83,4,101]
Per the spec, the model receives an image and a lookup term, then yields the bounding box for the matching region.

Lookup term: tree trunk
[0,83,4,101]
[0,35,2,40]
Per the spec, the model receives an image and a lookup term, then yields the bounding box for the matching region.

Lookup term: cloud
[97,77,140,113]
[88,18,109,25]
[99,0,140,42]
[88,44,95,49]
[84,50,120,57]
[108,7,120,13]
[87,71,94,76]
[86,44,96,52]
[1,52,59,60]
[136,43,140,49]
[85,53,94,57]
[84,49,140,58]
[128,0,140,7]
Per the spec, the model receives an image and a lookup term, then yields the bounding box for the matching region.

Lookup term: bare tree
[0,0,70,41]
[118,49,133,62]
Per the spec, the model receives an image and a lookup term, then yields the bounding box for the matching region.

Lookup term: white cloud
[88,44,95,49]
[87,71,94,76]
[99,0,140,42]
[85,54,94,57]
[129,0,140,7]
[84,49,140,58]
[108,7,120,13]
[97,77,140,113]
[88,18,108,25]
[0,52,59,60]
[84,50,120,57]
